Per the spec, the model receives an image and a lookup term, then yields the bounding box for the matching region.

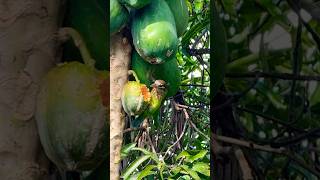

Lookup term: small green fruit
[121,81,151,116]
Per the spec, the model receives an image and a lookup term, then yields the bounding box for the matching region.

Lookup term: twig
[212,133,320,177]
[288,17,302,123]
[287,0,320,50]
[146,129,157,153]
[213,77,259,111]
[212,133,285,154]
[271,128,320,147]
[123,127,146,134]
[187,48,210,55]
[236,107,305,133]
[235,149,254,180]
[226,72,320,81]
[188,118,210,140]
[163,119,188,159]
[180,84,209,87]
[191,29,208,50]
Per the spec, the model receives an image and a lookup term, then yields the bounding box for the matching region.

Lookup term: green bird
[132,79,168,127]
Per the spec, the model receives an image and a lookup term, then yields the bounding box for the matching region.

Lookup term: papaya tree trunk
[0,0,63,179]
[110,34,131,179]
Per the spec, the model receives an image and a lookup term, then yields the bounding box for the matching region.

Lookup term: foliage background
[213,0,320,179]
[119,0,211,179]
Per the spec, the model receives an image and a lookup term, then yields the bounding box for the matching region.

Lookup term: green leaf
[194,0,204,13]
[176,150,191,160]
[177,175,191,180]
[171,166,182,175]
[310,83,320,106]
[188,150,208,162]
[181,16,209,46]
[137,165,157,180]
[121,155,151,179]
[121,143,137,158]
[181,166,201,180]
[191,162,210,176]
[255,82,287,110]
[131,147,160,163]
[222,0,237,16]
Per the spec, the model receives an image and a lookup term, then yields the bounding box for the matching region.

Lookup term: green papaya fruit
[165,0,189,36]
[111,0,129,34]
[64,0,108,70]
[36,28,108,172]
[131,51,181,97]
[119,0,151,9]
[131,0,178,64]
[36,62,108,171]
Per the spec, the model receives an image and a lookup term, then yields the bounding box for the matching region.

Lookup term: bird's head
[151,80,167,90]
[151,80,168,98]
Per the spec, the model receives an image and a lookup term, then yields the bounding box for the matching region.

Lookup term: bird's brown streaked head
[151,80,167,89]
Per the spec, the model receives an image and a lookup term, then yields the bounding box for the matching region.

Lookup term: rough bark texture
[110,34,131,179]
[0,0,62,179]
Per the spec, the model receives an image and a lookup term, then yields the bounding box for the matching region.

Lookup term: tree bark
[110,34,131,179]
[0,0,63,179]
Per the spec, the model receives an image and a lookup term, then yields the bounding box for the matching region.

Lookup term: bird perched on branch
[121,70,168,127]
[133,79,167,127]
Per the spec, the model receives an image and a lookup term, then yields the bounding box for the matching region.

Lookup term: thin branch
[212,133,320,177]
[187,48,210,55]
[271,128,320,147]
[163,118,188,159]
[235,149,254,179]
[180,84,209,87]
[147,129,157,153]
[191,29,208,50]
[213,78,259,111]
[226,72,320,81]
[188,118,210,140]
[123,127,146,134]
[287,0,320,50]
[212,133,285,154]
[237,107,305,133]
[288,16,302,123]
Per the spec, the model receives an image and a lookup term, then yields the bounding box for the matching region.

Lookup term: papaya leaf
[181,16,209,46]
[181,166,201,180]
[187,150,208,163]
[121,155,151,179]
[131,147,159,163]
[121,143,137,159]
[171,166,182,175]
[176,150,191,160]
[222,0,237,16]
[177,175,191,180]
[137,165,157,180]
[191,162,210,177]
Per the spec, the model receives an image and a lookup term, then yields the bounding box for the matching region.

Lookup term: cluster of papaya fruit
[111,0,189,120]
[34,0,108,178]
